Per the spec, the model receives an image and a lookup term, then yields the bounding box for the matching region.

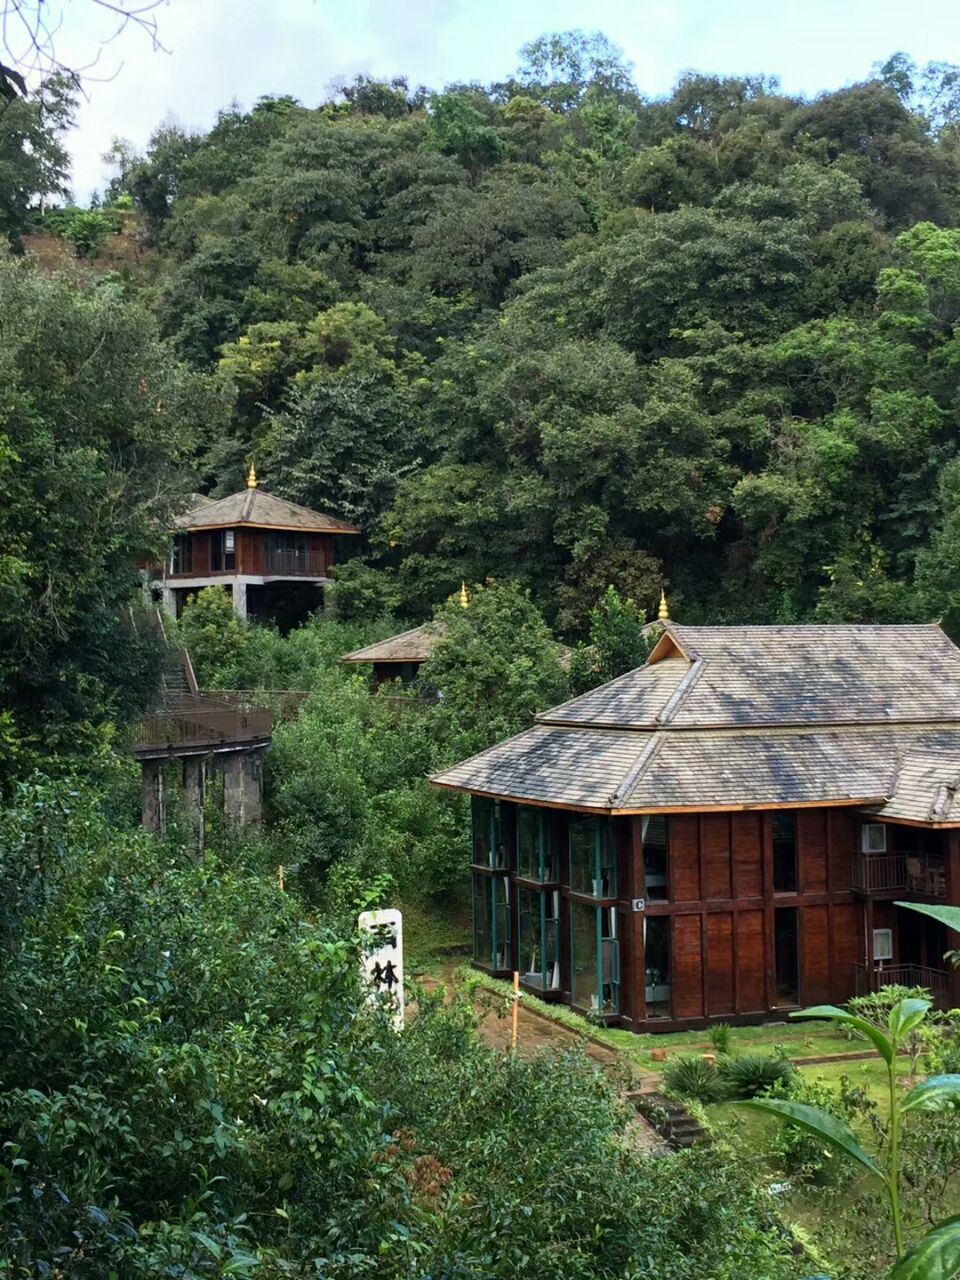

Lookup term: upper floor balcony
[852,851,947,897]
[263,545,328,577]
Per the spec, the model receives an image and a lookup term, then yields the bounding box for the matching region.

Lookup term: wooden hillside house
[341,623,442,687]
[161,468,359,623]
[431,624,960,1031]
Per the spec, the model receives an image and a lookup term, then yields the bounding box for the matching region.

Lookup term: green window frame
[570,900,619,1015]
[569,816,617,898]
[472,871,511,972]
[518,886,561,992]
[472,796,508,869]
[516,806,558,882]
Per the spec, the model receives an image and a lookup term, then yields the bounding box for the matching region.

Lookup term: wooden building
[431,623,960,1030]
[341,623,443,687]
[161,468,359,621]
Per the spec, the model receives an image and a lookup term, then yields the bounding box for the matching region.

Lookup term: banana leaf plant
[738,997,960,1278]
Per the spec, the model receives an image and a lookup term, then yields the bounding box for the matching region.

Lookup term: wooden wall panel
[672,915,704,1019]
[828,809,856,893]
[736,910,766,1011]
[321,535,337,569]
[799,809,828,894]
[732,813,763,898]
[242,529,264,575]
[669,815,700,903]
[706,913,735,1015]
[830,902,862,1004]
[800,905,831,1005]
[701,815,732,899]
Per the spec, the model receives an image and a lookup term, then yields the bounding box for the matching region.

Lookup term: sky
[37,0,960,200]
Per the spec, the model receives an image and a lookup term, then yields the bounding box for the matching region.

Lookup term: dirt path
[419,966,667,1153]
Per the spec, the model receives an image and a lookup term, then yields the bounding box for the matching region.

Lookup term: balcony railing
[854,962,951,1008]
[132,693,271,755]
[852,852,947,897]
[263,546,327,577]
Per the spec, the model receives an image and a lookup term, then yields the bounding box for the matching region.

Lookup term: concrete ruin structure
[131,616,272,854]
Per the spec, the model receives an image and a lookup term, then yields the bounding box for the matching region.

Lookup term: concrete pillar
[222,749,264,826]
[232,580,248,620]
[161,584,177,617]
[182,755,206,861]
[222,752,244,824]
[141,759,165,835]
[242,750,263,826]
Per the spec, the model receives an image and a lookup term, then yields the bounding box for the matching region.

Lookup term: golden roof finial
[247,463,258,489]
[658,588,670,621]
[459,581,470,609]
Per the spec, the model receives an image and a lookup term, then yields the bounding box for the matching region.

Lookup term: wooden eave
[430,778,889,817]
[181,519,360,535]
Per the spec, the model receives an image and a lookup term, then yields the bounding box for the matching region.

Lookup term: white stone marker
[358,908,404,1030]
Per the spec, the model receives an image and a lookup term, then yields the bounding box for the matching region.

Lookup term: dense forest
[10,34,960,634]
[4,24,960,1278]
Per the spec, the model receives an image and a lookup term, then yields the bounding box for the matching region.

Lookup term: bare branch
[0,0,168,97]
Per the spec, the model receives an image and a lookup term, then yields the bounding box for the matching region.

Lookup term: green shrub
[662,1054,722,1103]
[719,1052,797,1099]
[708,1022,732,1055]
[766,1074,874,1184]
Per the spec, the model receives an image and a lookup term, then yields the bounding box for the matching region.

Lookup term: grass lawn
[402,899,471,976]
[461,970,863,1068]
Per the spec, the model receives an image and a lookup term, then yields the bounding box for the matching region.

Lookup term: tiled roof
[342,624,441,664]
[538,656,690,727]
[661,624,960,727]
[431,622,960,821]
[172,488,360,534]
[864,746,960,824]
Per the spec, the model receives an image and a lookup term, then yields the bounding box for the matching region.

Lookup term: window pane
[472,873,511,970]
[569,818,596,895]
[642,814,669,901]
[492,874,511,970]
[517,807,541,880]
[644,916,671,1019]
[774,907,799,1005]
[472,874,492,965]
[519,887,560,990]
[569,818,616,897]
[773,811,797,893]
[472,797,493,866]
[570,900,599,1010]
[601,906,619,1014]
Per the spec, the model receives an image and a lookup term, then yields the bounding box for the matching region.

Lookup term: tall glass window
[570,900,619,1014]
[516,806,558,882]
[471,797,511,972]
[774,907,799,1006]
[472,797,507,869]
[642,814,669,901]
[569,818,616,898]
[518,887,560,992]
[472,871,511,972]
[644,916,671,1019]
[773,812,797,893]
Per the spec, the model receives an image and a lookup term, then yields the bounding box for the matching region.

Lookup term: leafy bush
[708,1022,732,1056]
[719,1052,797,1099]
[662,1054,722,1103]
[766,1074,874,1184]
[0,776,805,1279]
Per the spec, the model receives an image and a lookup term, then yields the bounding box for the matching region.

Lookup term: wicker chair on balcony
[906,857,925,892]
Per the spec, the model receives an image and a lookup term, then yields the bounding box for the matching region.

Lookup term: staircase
[627,1090,710,1150]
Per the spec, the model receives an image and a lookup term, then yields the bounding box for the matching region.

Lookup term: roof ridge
[610,733,664,807]
[655,658,704,725]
